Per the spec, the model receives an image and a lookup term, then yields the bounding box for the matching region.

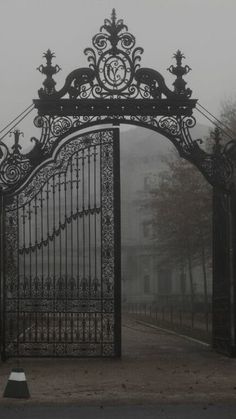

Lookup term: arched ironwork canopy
[0,9,235,193]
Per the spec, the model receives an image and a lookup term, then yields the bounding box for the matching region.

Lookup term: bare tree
[138,151,212,326]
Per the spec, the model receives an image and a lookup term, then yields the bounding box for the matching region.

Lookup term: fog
[0,0,236,132]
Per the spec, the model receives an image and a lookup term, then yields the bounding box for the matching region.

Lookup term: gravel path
[0,317,236,405]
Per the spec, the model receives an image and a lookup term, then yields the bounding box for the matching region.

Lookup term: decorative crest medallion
[84,7,142,96]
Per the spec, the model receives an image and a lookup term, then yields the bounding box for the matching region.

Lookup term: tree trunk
[187,246,195,329]
[200,230,209,332]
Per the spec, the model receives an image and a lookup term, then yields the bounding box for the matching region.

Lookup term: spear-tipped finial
[111,8,116,24]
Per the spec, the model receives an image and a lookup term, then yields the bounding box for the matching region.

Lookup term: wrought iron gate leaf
[1,128,120,358]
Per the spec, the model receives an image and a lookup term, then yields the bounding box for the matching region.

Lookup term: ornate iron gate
[1,128,121,358]
[1,9,236,358]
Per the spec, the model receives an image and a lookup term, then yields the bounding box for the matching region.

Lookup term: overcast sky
[0,0,235,140]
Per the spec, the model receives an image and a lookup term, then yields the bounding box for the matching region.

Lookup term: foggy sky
[0,0,235,140]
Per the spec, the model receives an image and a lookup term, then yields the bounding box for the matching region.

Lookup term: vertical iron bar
[82,149,85,287]
[53,174,56,346]
[100,136,103,354]
[29,202,32,303]
[94,144,97,342]
[64,171,68,348]
[40,187,44,299]
[46,182,50,298]
[34,195,38,343]
[40,186,45,345]
[82,148,85,344]
[0,190,6,360]
[58,172,62,345]
[28,201,32,345]
[59,172,62,287]
[76,154,79,294]
[22,204,26,346]
[88,146,91,342]
[113,128,121,357]
[16,196,20,357]
[76,153,80,345]
[70,158,74,345]
[46,180,50,345]
[70,157,73,283]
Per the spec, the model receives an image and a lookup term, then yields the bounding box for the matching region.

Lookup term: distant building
[120,126,212,305]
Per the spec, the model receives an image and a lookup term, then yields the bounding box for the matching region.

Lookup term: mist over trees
[137,96,236,300]
[130,101,236,337]
[220,99,236,137]
[137,147,213,326]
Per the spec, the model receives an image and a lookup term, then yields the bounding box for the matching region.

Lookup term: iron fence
[124,294,212,343]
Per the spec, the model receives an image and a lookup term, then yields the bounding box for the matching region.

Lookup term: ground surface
[1,405,236,419]
[0,317,236,406]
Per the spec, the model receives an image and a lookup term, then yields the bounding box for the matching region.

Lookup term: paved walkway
[0,317,236,405]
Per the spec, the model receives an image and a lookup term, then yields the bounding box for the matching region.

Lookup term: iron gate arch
[1,9,236,357]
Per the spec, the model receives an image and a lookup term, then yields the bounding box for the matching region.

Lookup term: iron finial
[167,49,192,97]
[111,8,116,24]
[98,9,128,54]
[10,129,24,155]
[43,49,55,66]
[37,49,61,97]
[173,50,185,66]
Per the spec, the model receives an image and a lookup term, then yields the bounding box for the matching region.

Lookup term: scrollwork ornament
[181,115,196,130]
[91,84,103,98]
[33,115,51,150]
[34,115,45,129]
[119,32,135,52]
[84,48,97,70]
[0,140,32,191]
[159,116,181,136]
[79,84,92,99]
[127,84,139,98]
[51,117,73,137]
[92,33,109,52]
[4,163,22,185]
[139,84,151,99]
[132,47,144,71]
